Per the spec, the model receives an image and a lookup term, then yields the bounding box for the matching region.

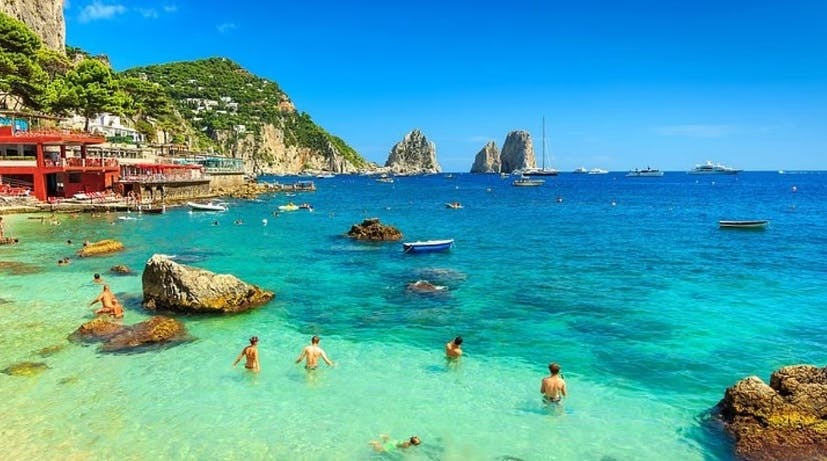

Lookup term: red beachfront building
[0,125,119,201]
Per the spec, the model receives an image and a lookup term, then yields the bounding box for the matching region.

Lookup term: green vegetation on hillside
[124,57,366,168]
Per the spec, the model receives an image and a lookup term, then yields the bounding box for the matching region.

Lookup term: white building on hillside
[62,114,146,144]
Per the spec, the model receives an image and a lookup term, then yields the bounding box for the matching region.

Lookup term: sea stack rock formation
[470,141,501,173]
[499,130,536,173]
[385,129,442,174]
[716,364,827,461]
[142,254,274,313]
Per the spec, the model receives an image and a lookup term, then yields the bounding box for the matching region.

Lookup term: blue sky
[65,0,827,171]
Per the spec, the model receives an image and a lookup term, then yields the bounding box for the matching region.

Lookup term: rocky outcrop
[142,254,274,313]
[500,131,536,173]
[716,364,827,461]
[71,316,188,352]
[406,280,447,293]
[0,0,65,51]
[347,218,402,241]
[470,141,501,173]
[110,264,132,274]
[77,240,124,257]
[385,129,441,175]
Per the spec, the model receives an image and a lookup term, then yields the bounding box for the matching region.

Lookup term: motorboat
[688,161,742,175]
[278,202,299,212]
[187,201,227,212]
[316,173,335,179]
[298,203,314,211]
[376,174,394,183]
[513,176,545,187]
[719,220,768,229]
[402,239,454,254]
[573,167,588,174]
[588,168,609,175]
[445,202,463,209]
[626,167,664,177]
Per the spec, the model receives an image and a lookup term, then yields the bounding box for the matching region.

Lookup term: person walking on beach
[540,362,567,403]
[369,434,421,452]
[445,336,463,358]
[88,285,123,318]
[233,336,260,372]
[295,335,334,369]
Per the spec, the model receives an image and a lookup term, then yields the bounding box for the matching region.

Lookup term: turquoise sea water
[1,171,825,460]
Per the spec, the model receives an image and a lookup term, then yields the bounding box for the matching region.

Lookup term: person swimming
[369,435,421,452]
[445,336,463,358]
[233,336,260,372]
[540,362,567,403]
[295,335,334,370]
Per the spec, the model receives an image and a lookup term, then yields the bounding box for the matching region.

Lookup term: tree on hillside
[0,13,49,110]
[58,58,122,130]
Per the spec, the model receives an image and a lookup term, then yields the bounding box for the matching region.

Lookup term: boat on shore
[187,201,227,212]
[402,239,455,254]
[719,220,768,229]
[689,161,742,175]
[626,167,664,177]
[513,176,545,187]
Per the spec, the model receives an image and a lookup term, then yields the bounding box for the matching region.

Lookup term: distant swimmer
[369,434,421,453]
[262,218,268,226]
[540,362,567,403]
[93,273,104,284]
[295,335,334,369]
[445,336,463,359]
[233,336,260,372]
[89,285,123,318]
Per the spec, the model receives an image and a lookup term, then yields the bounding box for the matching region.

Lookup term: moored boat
[588,168,609,175]
[187,201,227,212]
[573,167,588,174]
[688,161,742,175]
[402,239,455,254]
[626,167,664,177]
[278,202,299,212]
[513,176,545,187]
[719,220,768,229]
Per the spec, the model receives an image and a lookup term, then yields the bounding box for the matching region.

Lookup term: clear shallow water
[1,171,825,460]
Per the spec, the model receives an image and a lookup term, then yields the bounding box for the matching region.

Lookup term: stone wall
[208,172,244,189]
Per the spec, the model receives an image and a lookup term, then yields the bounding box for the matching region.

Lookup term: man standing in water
[445,336,463,358]
[540,362,567,403]
[295,335,334,369]
[88,285,123,318]
[233,336,260,372]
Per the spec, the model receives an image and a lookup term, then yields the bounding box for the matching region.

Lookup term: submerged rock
[346,218,402,241]
[716,364,827,461]
[110,264,132,274]
[2,361,49,376]
[100,316,187,352]
[71,315,188,353]
[77,239,125,257]
[406,280,447,293]
[142,254,274,313]
[37,343,67,357]
[0,260,42,275]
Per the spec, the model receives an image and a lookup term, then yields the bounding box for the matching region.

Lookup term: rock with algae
[77,240,125,258]
[2,361,49,376]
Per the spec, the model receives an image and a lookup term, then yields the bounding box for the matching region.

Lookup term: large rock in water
[142,254,274,313]
[70,316,188,353]
[470,141,501,173]
[78,239,124,257]
[385,129,442,174]
[716,365,827,461]
[500,130,536,173]
[347,218,402,241]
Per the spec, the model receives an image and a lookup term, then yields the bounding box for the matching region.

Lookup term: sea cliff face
[385,129,442,174]
[0,0,64,51]
[500,130,536,173]
[470,141,501,173]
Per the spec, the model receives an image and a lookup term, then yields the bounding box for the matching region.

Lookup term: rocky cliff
[385,129,441,174]
[0,0,64,51]
[470,141,501,173]
[500,130,536,173]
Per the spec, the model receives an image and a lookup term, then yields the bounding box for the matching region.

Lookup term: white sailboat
[522,116,559,176]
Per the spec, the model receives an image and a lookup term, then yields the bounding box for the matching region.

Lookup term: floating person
[57,257,71,266]
[212,220,219,226]
[369,434,421,453]
[540,362,567,404]
[233,336,260,372]
[93,273,104,284]
[445,336,463,359]
[295,335,334,370]
[88,284,123,318]
[556,196,563,203]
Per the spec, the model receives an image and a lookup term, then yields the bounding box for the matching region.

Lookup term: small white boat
[316,173,335,179]
[278,203,299,212]
[513,176,545,187]
[402,239,455,254]
[588,168,609,175]
[626,167,664,177]
[719,220,768,229]
[573,167,588,174]
[187,202,227,212]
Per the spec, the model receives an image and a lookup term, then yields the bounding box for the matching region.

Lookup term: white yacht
[587,168,609,175]
[688,161,742,175]
[626,167,664,177]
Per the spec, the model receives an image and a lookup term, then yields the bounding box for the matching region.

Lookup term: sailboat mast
[542,116,546,170]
